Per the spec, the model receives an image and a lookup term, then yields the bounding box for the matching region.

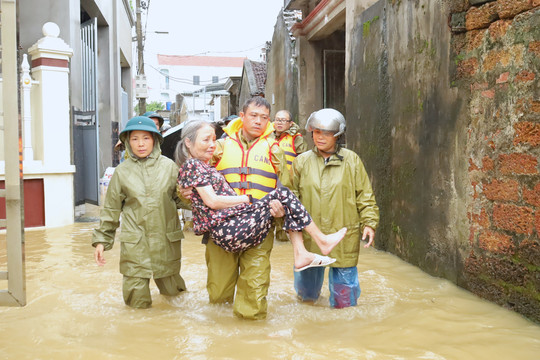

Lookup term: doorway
[323,49,346,114]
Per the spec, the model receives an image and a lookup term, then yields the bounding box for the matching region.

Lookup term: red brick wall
[454,0,540,321]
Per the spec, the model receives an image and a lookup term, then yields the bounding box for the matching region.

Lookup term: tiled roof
[249,60,266,95]
[157,54,246,67]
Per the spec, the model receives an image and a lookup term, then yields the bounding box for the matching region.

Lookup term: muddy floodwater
[1,222,540,359]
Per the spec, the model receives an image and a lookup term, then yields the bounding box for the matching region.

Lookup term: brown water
[1,223,540,359]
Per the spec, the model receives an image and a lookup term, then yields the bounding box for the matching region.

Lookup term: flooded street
[1,222,540,359]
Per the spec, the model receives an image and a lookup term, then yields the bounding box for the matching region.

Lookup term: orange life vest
[277,133,299,170]
[216,135,278,200]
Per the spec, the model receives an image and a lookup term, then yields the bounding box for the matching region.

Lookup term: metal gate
[0,0,26,307]
[74,18,99,205]
[122,90,129,130]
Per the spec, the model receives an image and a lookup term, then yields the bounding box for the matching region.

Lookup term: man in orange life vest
[271,109,308,242]
[208,96,290,320]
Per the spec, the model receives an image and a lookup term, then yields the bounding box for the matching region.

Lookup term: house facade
[146,54,245,120]
[0,0,134,227]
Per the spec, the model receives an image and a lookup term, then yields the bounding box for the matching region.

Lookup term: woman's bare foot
[294,252,336,272]
[318,227,347,255]
[294,252,315,270]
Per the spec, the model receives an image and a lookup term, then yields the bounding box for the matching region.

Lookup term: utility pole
[135,0,146,115]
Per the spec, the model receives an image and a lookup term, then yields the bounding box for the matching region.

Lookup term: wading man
[207,97,290,319]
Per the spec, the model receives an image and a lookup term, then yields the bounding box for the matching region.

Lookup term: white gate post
[27,22,76,227]
[28,22,73,167]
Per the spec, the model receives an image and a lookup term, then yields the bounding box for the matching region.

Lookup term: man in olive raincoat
[207,97,290,320]
[92,116,187,308]
[292,108,379,308]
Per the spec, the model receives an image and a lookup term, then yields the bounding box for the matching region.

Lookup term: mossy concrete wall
[265,11,299,120]
[346,0,540,322]
[347,0,467,279]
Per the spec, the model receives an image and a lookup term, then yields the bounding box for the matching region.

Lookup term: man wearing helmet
[271,109,308,242]
[291,108,379,308]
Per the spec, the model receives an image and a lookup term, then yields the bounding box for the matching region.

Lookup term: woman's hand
[94,244,106,266]
[362,226,375,248]
[178,185,193,199]
[269,199,285,218]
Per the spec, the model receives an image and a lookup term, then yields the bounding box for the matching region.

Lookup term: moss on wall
[362,15,379,37]
[347,0,466,284]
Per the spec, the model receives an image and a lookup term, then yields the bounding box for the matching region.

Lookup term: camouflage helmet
[142,111,165,128]
[305,108,346,138]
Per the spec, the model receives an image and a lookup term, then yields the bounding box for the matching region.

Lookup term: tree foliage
[134,101,164,115]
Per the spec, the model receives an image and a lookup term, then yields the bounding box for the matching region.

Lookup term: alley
[1,223,539,359]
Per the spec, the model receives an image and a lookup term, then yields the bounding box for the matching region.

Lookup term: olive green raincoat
[292,146,379,268]
[206,117,290,320]
[92,134,186,279]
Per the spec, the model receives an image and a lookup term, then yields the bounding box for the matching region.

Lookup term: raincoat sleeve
[175,190,192,209]
[92,169,125,251]
[172,162,191,210]
[293,135,309,155]
[355,156,380,231]
[291,156,301,197]
[270,142,292,188]
[210,139,224,167]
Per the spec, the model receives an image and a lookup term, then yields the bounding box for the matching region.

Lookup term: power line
[146,63,232,85]
[181,44,266,56]
[144,43,266,59]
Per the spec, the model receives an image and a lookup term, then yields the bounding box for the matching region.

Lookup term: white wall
[145,57,242,109]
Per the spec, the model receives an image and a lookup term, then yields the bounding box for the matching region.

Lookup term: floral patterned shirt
[178,158,247,235]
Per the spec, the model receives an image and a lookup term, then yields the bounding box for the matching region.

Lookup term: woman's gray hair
[174,120,215,166]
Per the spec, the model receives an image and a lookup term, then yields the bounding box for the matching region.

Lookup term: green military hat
[120,116,163,143]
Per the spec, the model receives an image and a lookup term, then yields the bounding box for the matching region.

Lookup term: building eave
[291,0,345,41]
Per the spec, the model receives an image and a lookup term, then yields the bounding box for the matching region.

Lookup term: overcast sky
[142,0,285,61]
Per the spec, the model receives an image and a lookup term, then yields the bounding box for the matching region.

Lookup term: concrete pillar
[28,22,73,167]
[21,54,36,162]
[26,22,75,227]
